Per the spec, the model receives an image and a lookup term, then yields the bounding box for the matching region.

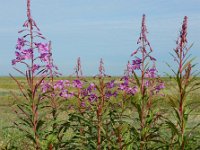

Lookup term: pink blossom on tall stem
[132,58,142,70]
[106,80,115,88]
[32,64,40,73]
[99,58,105,77]
[11,0,46,149]
[155,82,165,93]
[137,14,153,52]
[41,81,52,93]
[172,16,190,149]
[145,66,157,78]
[72,80,83,89]
[44,41,60,76]
[53,80,66,90]
[119,77,138,96]
[180,16,188,48]
[16,38,27,50]
[87,83,96,93]
[35,43,49,54]
[11,0,59,77]
[128,14,164,149]
[60,90,74,99]
[174,16,188,73]
[124,61,132,76]
[130,14,161,94]
[74,57,83,78]
[88,94,98,102]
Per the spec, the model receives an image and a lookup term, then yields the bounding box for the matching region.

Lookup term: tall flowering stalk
[166,16,200,149]
[42,41,63,149]
[93,58,118,149]
[96,58,105,150]
[11,0,57,149]
[128,14,164,149]
[73,59,117,149]
[73,57,85,111]
[74,57,83,78]
[56,59,118,149]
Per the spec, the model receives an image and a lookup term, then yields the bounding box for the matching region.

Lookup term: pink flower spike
[21,49,33,59]
[35,43,49,54]
[72,80,83,89]
[32,64,40,73]
[16,38,26,50]
[131,50,138,56]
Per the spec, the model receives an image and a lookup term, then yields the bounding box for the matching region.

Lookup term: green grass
[0,77,35,149]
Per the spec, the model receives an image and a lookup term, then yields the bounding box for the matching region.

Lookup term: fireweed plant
[39,42,66,149]
[40,58,118,149]
[125,14,165,149]
[40,58,116,149]
[40,58,85,149]
[93,59,118,149]
[62,59,119,149]
[11,0,59,149]
[165,16,200,149]
[72,57,85,111]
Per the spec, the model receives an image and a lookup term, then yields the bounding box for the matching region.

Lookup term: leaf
[182,57,195,71]
[165,120,179,135]
[26,133,37,144]
[36,119,45,131]
[133,71,141,87]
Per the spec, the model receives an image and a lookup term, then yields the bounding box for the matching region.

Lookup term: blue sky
[0,0,200,76]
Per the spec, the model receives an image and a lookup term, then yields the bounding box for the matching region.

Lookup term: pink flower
[35,43,49,54]
[145,68,157,78]
[72,80,83,89]
[126,87,138,95]
[155,82,165,93]
[12,59,17,65]
[81,102,86,107]
[127,61,133,73]
[132,58,142,70]
[105,91,118,99]
[131,49,138,56]
[15,51,25,60]
[145,80,150,87]
[21,49,33,59]
[41,81,52,93]
[106,80,115,89]
[39,53,49,62]
[60,90,74,99]
[54,80,65,90]
[119,83,128,90]
[87,83,96,93]
[16,38,26,50]
[88,94,98,102]
[32,64,40,73]
[12,51,25,65]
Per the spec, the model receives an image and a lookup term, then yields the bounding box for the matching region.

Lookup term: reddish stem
[27,0,40,149]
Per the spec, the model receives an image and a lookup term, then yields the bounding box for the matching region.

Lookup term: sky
[0,0,200,76]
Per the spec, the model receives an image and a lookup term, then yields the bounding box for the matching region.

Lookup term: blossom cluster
[41,78,120,105]
[119,76,138,95]
[126,14,165,95]
[12,11,59,76]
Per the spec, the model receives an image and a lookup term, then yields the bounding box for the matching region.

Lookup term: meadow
[1,0,200,149]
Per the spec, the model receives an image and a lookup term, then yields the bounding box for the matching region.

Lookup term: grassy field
[0,76,200,149]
